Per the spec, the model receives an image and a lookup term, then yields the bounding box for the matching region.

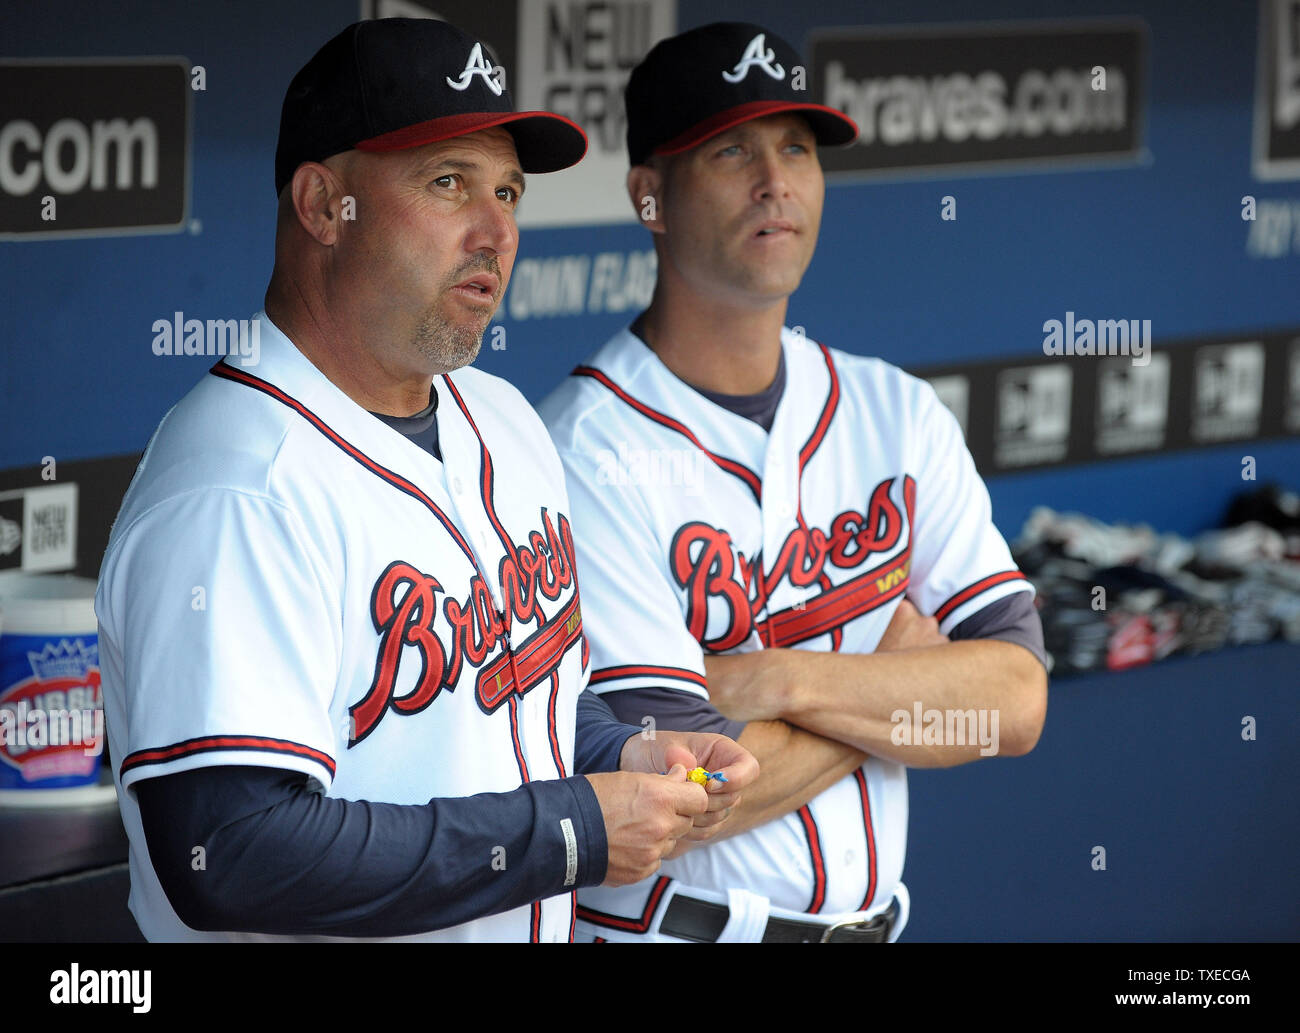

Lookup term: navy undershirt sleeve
[947,590,1048,670]
[573,688,640,773]
[131,688,634,937]
[135,765,607,937]
[600,685,747,741]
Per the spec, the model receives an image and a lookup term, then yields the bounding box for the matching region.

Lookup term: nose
[751,146,790,203]
[465,191,518,260]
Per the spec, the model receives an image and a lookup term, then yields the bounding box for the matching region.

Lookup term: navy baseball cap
[625,22,858,167]
[274,18,588,194]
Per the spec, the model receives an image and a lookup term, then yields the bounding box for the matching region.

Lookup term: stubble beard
[411,304,487,374]
[412,257,503,373]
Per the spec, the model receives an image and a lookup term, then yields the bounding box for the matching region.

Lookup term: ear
[627,163,665,235]
[288,161,349,246]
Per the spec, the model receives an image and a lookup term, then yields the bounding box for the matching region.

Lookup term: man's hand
[584,767,708,886]
[875,598,950,652]
[619,731,759,847]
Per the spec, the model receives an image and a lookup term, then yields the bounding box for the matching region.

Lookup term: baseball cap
[274,18,588,195]
[625,22,858,167]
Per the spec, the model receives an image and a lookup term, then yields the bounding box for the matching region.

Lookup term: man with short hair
[96,17,755,943]
[540,22,1048,943]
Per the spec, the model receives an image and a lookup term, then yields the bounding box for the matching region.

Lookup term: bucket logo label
[0,638,103,780]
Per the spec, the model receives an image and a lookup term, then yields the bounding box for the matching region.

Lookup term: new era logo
[722,33,785,84]
[446,42,503,96]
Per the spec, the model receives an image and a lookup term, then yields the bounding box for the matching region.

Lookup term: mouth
[753,219,796,239]
[451,273,499,303]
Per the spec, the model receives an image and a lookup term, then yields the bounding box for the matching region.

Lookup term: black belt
[659,894,897,943]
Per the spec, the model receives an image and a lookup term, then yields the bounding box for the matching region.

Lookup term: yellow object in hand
[688,766,710,786]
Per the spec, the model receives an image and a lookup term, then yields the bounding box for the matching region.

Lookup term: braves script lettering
[351,508,580,744]
[670,476,915,649]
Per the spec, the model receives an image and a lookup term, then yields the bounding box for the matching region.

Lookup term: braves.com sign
[809,20,1146,178]
[0,59,190,238]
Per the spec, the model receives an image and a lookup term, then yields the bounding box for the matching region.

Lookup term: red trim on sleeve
[121,734,336,778]
[587,665,707,690]
[935,571,1029,623]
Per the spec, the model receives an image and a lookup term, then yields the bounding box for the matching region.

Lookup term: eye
[717,142,744,158]
[496,185,520,204]
[432,173,460,190]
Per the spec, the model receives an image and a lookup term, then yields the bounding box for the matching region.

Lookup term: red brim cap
[275,18,590,194]
[625,23,861,167]
[652,99,858,158]
[357,110,588,174]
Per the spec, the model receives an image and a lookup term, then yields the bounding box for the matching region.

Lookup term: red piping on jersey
[507,694,530,783]
[797,805,828,914]
[756,547,911,647]
[208,363,476,564]
[442,373,548,723]
[575,875,671,932]
[568,892,577,943]
[121,735,336,779]
[793,343,841,530]
[545,671,567,778]
[587,665,707,690]
[571,366,763,502]
[530,900,541,943]
[853,768,878,912]
[440,373,519,682]
[440,374,518,560]
[935,570,1029,623]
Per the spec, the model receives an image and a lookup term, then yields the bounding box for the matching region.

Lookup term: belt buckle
[818,906,891,943]
[818,916,877,943]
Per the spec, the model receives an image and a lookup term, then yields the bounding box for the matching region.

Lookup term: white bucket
[0,572,106,805]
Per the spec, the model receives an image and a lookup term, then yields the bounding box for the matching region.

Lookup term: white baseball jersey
[97,313,589,942]
[539,325,1032,938]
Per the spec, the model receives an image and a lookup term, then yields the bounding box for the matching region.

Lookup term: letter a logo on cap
[446,42,504,96]
[721,34,785,83]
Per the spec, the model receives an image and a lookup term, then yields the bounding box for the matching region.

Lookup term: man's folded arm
[602,685,865,841]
